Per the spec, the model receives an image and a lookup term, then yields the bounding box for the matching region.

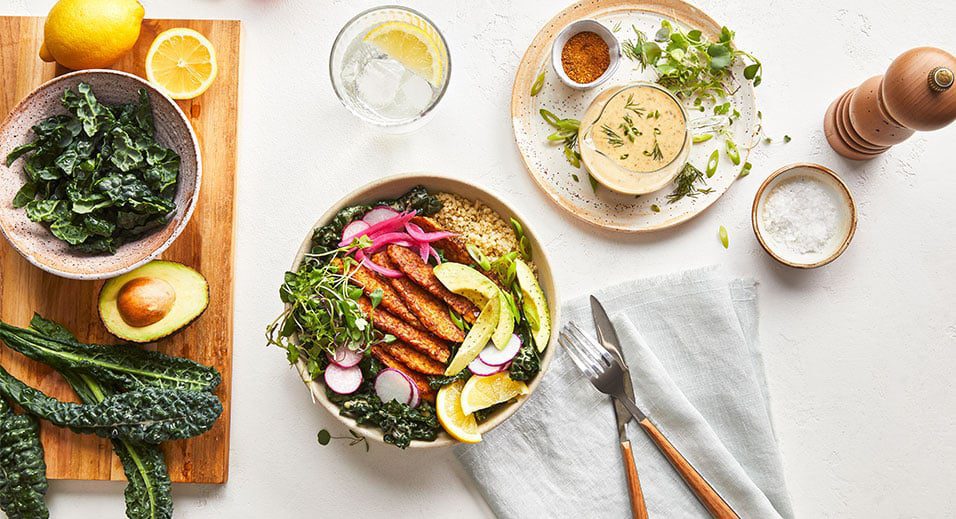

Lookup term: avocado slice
[99,260,209,343]
[445,297,500,376]
[514,259,550,352]
[433,263,515,349]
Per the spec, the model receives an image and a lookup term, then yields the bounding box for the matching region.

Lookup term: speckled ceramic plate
[512,0,759,232]
[0,69,201,280]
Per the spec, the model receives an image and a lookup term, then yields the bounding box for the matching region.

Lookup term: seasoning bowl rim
[751,162,857,269]
[550,19,621,90]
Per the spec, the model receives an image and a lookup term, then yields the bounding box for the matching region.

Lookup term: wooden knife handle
[619,440,649,519]
[638,418,739,519]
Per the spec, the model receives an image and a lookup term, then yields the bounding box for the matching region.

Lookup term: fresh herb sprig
[540,109,581,168]
[667,163,714,203]
[622,21,762,104]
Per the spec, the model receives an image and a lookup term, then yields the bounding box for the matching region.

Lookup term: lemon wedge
[363,21,444,85]
[436,379,481,444]
[460,372,529,416]
[146,28,218,100]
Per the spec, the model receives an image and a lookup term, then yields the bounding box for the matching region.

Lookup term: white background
[1,0,955,517]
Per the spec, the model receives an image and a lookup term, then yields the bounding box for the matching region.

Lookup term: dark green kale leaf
[428,368,471,389]
[332,392,440,449]
[0,364,222,444]
[29,318,174,519]
[1,318,221,393]
[508,320,540,382]
[0,398,49,519]
[4,83,180,255]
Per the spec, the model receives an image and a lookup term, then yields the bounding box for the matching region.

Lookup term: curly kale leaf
[0,318,221,393]
[62,371,172,519]
[0,365,222,444]
[5,83,180,254]
[508,321,540,382]
[331,392,439,449]
[308,186,443,256]
[428,369,471,390]
[0,398,49,519]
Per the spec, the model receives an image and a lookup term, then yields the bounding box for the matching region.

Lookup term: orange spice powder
[561,31,610,84]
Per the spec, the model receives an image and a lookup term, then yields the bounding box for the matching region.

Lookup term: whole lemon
[39,0,145,70]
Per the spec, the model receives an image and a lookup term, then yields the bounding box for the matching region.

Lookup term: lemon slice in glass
[363,21,444,85]
[460,372,529,416]
[146,28,218,100]
[436,379,481,444]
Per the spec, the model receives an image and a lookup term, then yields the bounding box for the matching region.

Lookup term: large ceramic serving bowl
[289,173,560,448]
[0,69,201,280]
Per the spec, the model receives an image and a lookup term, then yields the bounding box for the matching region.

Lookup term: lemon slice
[363,21,444,85]
[460,372,529,416]
[436,379,481,443]
[146,28,218,100]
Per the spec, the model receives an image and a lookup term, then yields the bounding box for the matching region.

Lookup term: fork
[559,322,740,519]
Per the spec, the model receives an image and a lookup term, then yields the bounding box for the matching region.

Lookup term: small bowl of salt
[752,163,857,268]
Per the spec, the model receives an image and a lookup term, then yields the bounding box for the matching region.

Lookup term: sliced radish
[479,334,521,366]
[407,380,421,408]
[362,206,401,226]
[375,368,414,404]
[340,220,370,244]
[469,356,508,376]
[327,346,363,368]
[324,363,363,395]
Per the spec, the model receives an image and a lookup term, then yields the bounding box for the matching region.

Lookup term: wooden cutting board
[0,17,240,484]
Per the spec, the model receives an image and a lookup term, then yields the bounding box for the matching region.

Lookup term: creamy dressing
[579,83,691,195]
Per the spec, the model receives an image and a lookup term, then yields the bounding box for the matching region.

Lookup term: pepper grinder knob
[881,47,956,131]
[928,67,954,92]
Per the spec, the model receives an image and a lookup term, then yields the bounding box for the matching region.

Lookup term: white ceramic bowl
[0,70,201,280]
[289,173,559,448]
[752,163,857,268]
[551,19,621,90]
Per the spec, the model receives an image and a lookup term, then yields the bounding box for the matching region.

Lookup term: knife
[591,296,648,519]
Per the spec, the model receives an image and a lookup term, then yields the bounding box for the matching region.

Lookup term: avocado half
[99,260,210,343]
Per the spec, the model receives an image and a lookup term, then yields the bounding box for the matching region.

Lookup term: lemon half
[363,21,444,86]
[436,379,481,444]
[146,28,218,100]
[460,372,529,416]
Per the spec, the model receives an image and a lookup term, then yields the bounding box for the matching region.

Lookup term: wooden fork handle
[620,440,649,519]
[638,418,739,519]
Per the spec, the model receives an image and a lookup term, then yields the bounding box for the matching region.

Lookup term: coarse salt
[762,177,841,255]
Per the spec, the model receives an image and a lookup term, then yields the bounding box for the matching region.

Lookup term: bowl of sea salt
[752,163,857,268]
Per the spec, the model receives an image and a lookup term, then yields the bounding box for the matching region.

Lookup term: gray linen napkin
[455,267,793,518]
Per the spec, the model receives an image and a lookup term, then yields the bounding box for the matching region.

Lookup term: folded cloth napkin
[455,267,793,518]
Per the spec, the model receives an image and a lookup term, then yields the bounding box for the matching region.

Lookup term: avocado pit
[117,277,177,327]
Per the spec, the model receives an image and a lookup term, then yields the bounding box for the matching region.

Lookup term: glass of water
[330,6,451,133]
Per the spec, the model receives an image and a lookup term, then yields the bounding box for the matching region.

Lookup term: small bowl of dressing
[551,20,620,89]
[578,82,692,195]
[752,163,857,268]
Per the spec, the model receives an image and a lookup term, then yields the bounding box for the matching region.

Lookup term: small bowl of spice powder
[551,19,620,89]
[752,163,858,268]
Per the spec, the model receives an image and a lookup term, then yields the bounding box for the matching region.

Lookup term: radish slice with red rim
[340,220,370,245]
[479,334,521,366]
[327,346,363,368]
[407,379,421,408]
[324,363,363,395]
[469,356,508,376]
[375,368,414,404]
[362,206,401,226]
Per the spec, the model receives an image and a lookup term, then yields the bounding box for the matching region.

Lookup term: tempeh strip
[377,341,445,376]
[371,345,436,403]
[373,252,465,342]
[333,258,425,330]
[386,245,480,323]
[357,297,451,364]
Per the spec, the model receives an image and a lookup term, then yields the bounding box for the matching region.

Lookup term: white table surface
[1,0,955,517]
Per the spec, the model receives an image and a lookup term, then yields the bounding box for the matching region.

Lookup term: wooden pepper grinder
[824,47,956,160]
